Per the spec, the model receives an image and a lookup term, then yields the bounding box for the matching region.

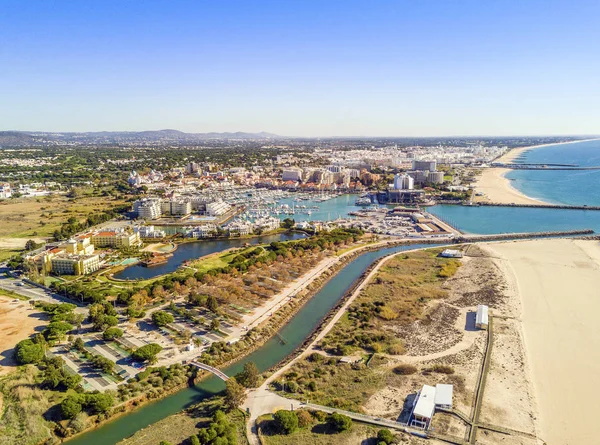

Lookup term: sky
[1,0,599,137]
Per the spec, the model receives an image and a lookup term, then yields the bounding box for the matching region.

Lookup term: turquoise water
[506,139,600,206]
[67,243,438,445]
[429,139,600,235]
[428,205,600,235]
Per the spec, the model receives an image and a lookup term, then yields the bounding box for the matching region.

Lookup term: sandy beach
[486,238,600,445]
[474,138,600,205]
[473,167,546,205]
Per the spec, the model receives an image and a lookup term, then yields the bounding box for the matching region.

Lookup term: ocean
[430,139,600,234]
[506,139,600,206]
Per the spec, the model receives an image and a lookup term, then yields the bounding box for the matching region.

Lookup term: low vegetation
[320,249,460,356]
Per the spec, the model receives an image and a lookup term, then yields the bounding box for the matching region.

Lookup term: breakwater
[477,202,600,211]
[455,229,594,243]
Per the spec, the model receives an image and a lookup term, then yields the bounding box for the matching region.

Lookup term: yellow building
[50,254,100,275]
[91,231,141,248]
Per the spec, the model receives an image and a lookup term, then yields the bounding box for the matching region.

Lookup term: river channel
[67,242,439,445]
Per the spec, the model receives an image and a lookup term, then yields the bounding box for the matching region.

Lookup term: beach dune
[488,239,600,445]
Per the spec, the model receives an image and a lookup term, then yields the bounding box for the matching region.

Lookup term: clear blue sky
[1,0,599,136]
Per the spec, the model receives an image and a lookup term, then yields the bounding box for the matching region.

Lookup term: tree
[152,311,174,327]
[210,318,220,331]
[273,410,298,435]
[281,218,295,229]
[103,327,123,340]
[91,354,115,373]
[377,429,395,444]
[25,239,38,250]
[327,412,352,432]
[235,362,260,388]
[132,343,162,362]
[15,339,44,364]
[61,395,83,419]
[190,436,200,445]
[206,295,219,313]
[86,392,114,414]
[224,378,246,411]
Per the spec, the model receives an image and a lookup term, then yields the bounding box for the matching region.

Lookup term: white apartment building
[134,198,162,219]
[228,221,252,236]
[135,225,166,238]
[189,224,218,238]
[206,200,231,216]
[0,183,12,199]
[282,168,303,182]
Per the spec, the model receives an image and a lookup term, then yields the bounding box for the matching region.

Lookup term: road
[0,271,87,314]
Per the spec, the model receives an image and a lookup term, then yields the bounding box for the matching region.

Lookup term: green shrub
[273,410,299,435]
[327,412,352,432]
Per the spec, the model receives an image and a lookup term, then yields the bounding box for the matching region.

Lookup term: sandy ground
[0,237,47,249]
[472,168,546,205]
[486,239,600,445]
[0,296,47,375]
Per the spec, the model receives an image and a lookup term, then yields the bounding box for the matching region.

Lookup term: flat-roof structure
[476,304,489,329]
[411,383,454,429]
[411,385,436,428]
[441,249,463,258]
[434,384,453,409]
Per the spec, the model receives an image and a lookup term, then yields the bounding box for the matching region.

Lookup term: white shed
[434,384,453,409]
[441,249,463,258]
[476,304,489,329]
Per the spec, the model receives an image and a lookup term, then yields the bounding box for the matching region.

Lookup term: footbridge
[189,361,230,381]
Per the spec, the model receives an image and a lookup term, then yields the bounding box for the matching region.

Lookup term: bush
[273,410,298,435]
[296,410,314,428]
[377,428,395,444]
[327,412,352,432]
[393,364,417,375]
[387,343,406,355]
[429,364,454,374]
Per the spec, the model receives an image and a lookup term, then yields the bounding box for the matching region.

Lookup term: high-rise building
[427,171,445,184]
[412,160,437,172]
[282,168,303,182]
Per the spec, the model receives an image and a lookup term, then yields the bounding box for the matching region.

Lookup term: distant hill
[0,129,281,147]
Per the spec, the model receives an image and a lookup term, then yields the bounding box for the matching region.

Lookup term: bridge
[189,361,230,381]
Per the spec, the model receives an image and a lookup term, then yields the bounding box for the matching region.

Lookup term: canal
[67,242,439,445]
[113,232,306,280]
